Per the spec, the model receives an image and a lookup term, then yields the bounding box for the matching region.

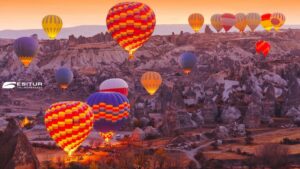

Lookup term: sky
[0,0,299,30]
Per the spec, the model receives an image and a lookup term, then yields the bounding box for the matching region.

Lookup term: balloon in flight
[271,13,285,31]
[55,67,74,89]
[106,2,156,60]
[42,15,63,40]
[256,40,271,57]
[246,13,261,32]
[86,92,130,142]
[14,37,38,68]
[188,13,204,33]
[44,101,94,156]
[179,52,197,74]
[140,71,162,95]
[210,14,223,32]
[261,13,273,31]
[220,13,236,32]
[99,78,129,96]
[235,13,247,32]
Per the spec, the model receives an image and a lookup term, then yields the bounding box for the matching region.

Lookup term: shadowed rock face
[0,118,40,169]
[0,30,300,130]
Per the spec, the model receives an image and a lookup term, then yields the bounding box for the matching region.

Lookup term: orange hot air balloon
[246,13,260,32]
[235,13,247,32]
[211,14,223,32]
[140,71,162,95]
[45,101,94,156]
[188,13,204,33]
[261,13,273,32]
[256,40,271,57]
[271,13,285,31]
[220,13,236,32]
[106,2,156,60]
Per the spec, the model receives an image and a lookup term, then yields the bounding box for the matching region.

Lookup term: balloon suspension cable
[128,50,135,60]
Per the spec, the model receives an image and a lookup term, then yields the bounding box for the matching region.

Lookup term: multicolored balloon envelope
[86,92,130,142]
[55,67,74,89]
[106,2,156,60]
[246,13,261,32]
[45,101,94,156]
[14,37,38,68]
[42,15,63,40]
[220,13,236,32]
[99,78,129,96]
[179,52,197,74]
[140,71,162,95]
[210,14,223,32]
[256,40,271,57]
[261,13,273,32]
[188,13,204,33]
[235,13,247,32]
[271,13,285,31]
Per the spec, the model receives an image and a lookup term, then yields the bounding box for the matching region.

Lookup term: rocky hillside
[0,29,300,133]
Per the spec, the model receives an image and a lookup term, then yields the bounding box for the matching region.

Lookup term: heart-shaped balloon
[256,40,271,57]
[45,101,94,156]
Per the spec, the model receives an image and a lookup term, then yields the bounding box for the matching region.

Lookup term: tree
[245,130,254,145]
[256,144,289,169]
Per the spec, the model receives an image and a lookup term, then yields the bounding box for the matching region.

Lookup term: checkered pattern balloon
[106,2,156,59]
[45,101,94,155]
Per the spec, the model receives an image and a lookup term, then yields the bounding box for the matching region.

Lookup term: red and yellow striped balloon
[261,13,273,32]
[45,101,94,156]
[106,2,156,60]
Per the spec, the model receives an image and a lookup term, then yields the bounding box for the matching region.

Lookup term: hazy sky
[0,0,299,30]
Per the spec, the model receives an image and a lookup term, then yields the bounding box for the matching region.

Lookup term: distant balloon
[261,13,273,32]
[140,71,162,95]
[271,13,285,31]
[211,14,223,32]
[188,13,204,33]
[256,40,271,57]
[99,78,129,96]
[106,2,156,60]
[42,15,63,40]
[246,13,261,32]
[45,101,94,156]
[86,92,130,142]
[14,37,38,68]
[235,13,247,32]
[220,13,236,32]
[55,67,74,89]
[179,52,197,74]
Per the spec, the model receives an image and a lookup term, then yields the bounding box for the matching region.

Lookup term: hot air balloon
[246,13,261,32]
[188,13,204,33]
[45,101,94,156]
[106,2,156,60]
[271,13,285,31]
[14,37,38,68]
[86,92,130,142]
[42,15,63,40]
[99,78,129,96]
[140,71,162,95]
[261,13,273,32]
[256,40,271,57]
[179,52,197,74]
[55,67,74,89]
[235,13,247,32]
[211,14,223,32]
[220,13,236,32]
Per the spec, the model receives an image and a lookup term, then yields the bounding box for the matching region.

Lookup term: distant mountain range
[0,24,299,39]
